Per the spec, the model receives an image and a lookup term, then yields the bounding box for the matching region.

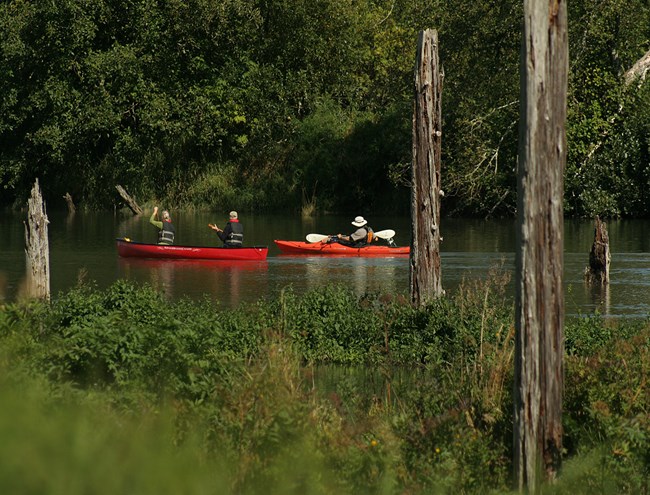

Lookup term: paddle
[305,234,331,243]
[374,229,395,240]
[305,229,396,243]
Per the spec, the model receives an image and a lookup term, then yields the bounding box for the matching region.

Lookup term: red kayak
[274,240,409,256]
[116,238,268,261]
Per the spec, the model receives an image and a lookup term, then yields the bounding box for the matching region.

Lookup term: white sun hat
[351,216,367,227]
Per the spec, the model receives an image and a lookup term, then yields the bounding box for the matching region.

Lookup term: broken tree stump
[63,192,76,213]
[115,185,143,215]
[584,216,610,285]
[24,179,51,301]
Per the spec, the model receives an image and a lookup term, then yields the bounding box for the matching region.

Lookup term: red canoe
[116,238,268,261]
[274,240,410,256]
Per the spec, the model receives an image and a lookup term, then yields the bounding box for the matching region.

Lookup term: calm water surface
[2,210,649,318]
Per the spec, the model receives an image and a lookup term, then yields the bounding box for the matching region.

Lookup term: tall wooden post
[514,0,567,491]
[24,179,51,301]
[410,29,443,307]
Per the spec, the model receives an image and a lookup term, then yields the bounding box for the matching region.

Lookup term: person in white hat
[336,216,375,247]
[209,210,244,247]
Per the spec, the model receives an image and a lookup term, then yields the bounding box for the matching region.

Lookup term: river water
[1,210,649,318]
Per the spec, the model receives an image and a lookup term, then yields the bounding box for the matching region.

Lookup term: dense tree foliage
[1,0,649,216]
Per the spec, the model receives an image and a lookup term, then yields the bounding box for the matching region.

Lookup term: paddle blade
[306,234,329,243]
[373,229,396,240]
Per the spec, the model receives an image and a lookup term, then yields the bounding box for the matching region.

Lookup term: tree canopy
[1,0,649,216]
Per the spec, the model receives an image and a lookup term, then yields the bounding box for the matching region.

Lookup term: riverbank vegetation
[1,275,648,493]
[2,0,650,217]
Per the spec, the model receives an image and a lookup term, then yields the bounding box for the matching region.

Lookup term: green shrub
[3,277,650,494]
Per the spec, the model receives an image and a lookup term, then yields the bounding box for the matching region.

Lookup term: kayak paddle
[306,234,330,243]
[305,229,396,243]
[374,229,395,240]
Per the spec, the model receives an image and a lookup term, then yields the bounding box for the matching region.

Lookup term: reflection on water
[2,211,650,318]
[118,259,269,307]
[290,255,403,296]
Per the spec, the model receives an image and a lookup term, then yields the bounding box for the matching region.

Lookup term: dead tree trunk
[514,0,568,491]
[410,29,444,307]
[63,192,76,213]
[624,48,650,85]
[584,216,610,285]
[115,185,143,215]
[24,179,50,301]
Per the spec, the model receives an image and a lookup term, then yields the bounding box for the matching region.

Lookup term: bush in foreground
[1,279,649,494]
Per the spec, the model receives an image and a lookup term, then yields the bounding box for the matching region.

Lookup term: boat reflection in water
[282,255,404,297]
[117,258,269,307]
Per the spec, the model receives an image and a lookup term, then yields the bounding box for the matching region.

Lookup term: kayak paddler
[335,216,375,247]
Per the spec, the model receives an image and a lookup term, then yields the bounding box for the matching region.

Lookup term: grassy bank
[1,277,648,494]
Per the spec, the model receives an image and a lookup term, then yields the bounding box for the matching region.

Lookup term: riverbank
[1,278,648,493]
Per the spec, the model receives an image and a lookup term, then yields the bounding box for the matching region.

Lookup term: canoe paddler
[335,216,375,247]
[208,210,244,247]
[150,206,175,245]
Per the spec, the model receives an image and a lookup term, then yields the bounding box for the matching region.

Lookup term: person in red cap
[209,210,244,247]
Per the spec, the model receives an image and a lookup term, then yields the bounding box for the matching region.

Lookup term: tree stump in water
[584,216,610,285]
[115,185,143,215]
[24,179,51,301]
[63,192,76,213]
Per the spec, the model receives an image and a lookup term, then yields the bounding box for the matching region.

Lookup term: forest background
[1,0,650,217]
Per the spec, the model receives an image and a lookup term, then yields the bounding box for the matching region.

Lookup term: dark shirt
[217,219,243,247]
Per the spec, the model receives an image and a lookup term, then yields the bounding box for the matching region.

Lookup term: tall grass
[1,276,649,494]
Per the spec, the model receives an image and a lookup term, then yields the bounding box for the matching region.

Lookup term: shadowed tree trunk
[514,0,568,491]
[24,179,50,301]
[410,29,444,307]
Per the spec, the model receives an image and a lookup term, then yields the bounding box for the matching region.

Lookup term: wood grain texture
[410,29,443,307]
[24,179,50,301]
[514,0,567,490]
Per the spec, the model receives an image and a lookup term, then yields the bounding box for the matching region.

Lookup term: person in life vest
[209,210,244,247]
[335,216,375,247]
[150,206,175,245]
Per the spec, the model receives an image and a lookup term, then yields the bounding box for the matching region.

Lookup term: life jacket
[365,227,374,244]
[225,221,243,247]
[158,220,175,245]
[355,226,373,246]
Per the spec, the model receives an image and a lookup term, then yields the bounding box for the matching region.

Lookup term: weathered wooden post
[24,179,51,301]
[410,28,444,307]
[514,0,568,490]
[584,216,610,285]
